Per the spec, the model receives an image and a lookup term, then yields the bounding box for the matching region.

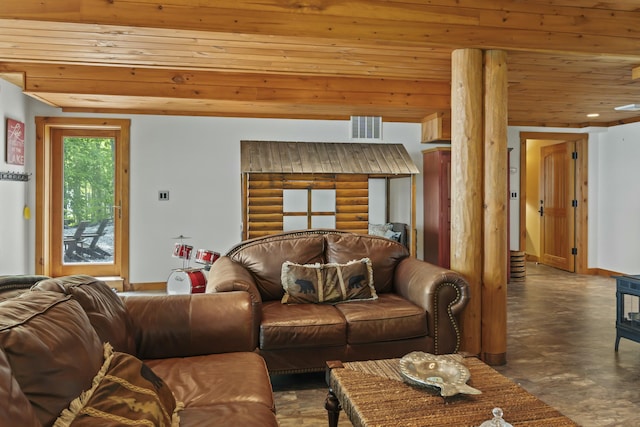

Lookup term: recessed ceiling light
[586,113,599,118]
[614,103,640,111]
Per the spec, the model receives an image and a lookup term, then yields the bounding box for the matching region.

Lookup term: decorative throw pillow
[281,258,377,304]
[368,223,393,237]
[54,343,181,427]
[384,229,403,242]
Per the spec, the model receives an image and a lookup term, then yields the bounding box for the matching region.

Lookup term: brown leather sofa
[0,275,277,427]
[207,230,471,374]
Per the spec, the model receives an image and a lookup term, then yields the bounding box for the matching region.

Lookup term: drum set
[167,235,220,295]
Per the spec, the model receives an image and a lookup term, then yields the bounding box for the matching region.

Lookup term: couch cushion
[325,233,409,293]
[260,300,346,350]
[0,291,104,426]
[0,347,40,427]
[229,234,325,301]
[0,274,50,301]
[34,275,137,354]
[281,258,377,304]
[55,345,179,427]
[178,403,279,427]
[145,352,275,411]
[335,293,427,344]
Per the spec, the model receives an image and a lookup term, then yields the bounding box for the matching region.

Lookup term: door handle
[111,204,121,219]
[538,206,544,216]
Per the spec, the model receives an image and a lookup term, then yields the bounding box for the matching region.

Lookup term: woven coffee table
[325,356,578,427]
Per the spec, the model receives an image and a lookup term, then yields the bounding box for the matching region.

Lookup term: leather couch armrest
[120,291,258,360]
[394,257,470,354]
[206,256,263,333]
[207,256,262,301]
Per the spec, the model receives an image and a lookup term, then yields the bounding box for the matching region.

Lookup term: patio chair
[63,221,90,262]
[78,218,112,259]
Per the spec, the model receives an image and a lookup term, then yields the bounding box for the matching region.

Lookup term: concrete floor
[272,262,640,426]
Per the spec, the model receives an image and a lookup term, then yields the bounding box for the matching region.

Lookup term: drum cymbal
[171,235,191,239]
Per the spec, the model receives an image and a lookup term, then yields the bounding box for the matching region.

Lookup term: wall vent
[350,116,382,140]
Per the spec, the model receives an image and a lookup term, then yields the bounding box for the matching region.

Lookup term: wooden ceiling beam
[2,62,450,95]
[0,62,449,119]
[33,93,433,122]
[0,63,449,108]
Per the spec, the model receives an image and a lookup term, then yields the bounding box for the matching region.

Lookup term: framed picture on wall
[6,118,25,165]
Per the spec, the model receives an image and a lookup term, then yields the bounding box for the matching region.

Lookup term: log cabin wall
[245,173,369,239]
[335,174,369,234]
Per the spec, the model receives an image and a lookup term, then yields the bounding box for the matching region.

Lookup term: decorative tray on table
[398,351,482,397]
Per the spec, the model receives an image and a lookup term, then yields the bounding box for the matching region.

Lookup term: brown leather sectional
[207,230,471,374]
[0,275,278,427]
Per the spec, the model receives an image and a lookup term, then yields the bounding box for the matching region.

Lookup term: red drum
[195,249,220,265]
[172,243,193,260]
[167,268,207,294]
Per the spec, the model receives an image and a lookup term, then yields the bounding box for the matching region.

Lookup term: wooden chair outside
[77,218,111,259]
[63,221,90,262]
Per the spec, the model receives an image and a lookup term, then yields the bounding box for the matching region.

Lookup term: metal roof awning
[241,141,419,176]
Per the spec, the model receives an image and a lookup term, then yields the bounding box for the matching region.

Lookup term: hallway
[273,263,640,426]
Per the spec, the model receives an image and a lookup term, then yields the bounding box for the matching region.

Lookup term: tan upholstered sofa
[207,230,471,374]
[0,275,277,427]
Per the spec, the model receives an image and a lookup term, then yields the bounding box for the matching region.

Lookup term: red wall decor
[6,118,25,166]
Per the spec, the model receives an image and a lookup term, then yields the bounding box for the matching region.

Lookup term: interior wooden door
[539,141,575,272]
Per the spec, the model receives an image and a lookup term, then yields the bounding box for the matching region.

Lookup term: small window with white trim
[283,189,335,231]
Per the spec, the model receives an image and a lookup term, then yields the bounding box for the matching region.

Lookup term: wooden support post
[450,49,484,356]
[482,50,508,366]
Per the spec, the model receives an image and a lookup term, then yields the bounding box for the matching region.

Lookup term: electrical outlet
[510,192,518,199]
[158,191,170,201]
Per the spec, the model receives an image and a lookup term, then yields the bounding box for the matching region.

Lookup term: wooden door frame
[35,117,130,284]
[518,132,588,274]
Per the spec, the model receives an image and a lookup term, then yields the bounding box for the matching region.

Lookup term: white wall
[0,79,30,274]
[596,122,640,273]
[3,83,640,278]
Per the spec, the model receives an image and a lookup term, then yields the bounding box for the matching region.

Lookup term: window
[283,189,336,231]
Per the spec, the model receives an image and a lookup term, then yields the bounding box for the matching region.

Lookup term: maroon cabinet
[422,147,451,269]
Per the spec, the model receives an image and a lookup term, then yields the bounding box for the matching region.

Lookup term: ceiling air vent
[351,116,382,140]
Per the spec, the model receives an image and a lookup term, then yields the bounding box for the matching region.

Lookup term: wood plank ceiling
[1,1,640,127]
